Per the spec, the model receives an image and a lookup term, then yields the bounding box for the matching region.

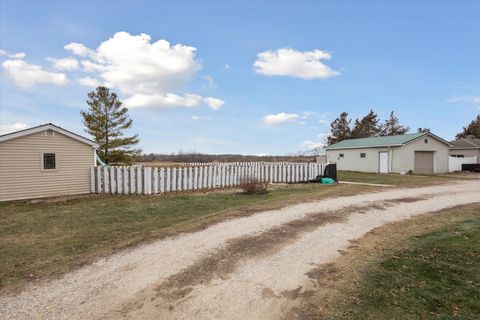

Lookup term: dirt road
[1,179,479,319]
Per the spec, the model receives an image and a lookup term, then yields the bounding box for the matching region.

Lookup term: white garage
[326,132,451,174]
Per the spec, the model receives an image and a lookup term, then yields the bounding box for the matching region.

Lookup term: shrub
[239,177,268,195]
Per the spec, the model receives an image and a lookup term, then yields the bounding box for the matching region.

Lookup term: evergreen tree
[381,111,410,136]
[81,86,139,165]
[351,110,381,138]
[455,114,480,139]
[417,127,431,133]
[327,112,351,145]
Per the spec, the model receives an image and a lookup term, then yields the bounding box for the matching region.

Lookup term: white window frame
[41,152,58,171]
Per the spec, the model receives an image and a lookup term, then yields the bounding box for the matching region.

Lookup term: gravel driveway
[1,179,479,320]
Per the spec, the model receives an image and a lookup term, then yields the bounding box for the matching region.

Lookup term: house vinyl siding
[0,131,95,201]
[391,136,449,173]
[326,147,392,172]
[326,134,450,174]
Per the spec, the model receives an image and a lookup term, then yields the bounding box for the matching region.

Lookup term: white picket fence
[91,162,326,195]
[448,156,477,172]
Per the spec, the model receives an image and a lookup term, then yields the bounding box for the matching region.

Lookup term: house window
[45,129,55,136]
[360,153,366,158]
[424,138,428,144]
[43,153,56,170]
[339,153,344,158]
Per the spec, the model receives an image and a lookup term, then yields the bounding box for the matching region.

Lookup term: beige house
[0,123,98,201]
[449,136,480,163]
[326,132,451,174]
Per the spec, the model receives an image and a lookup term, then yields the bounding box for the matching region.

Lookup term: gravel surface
[1,179,479,320]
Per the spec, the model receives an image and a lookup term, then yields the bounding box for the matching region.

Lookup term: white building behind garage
[325,132,451,174]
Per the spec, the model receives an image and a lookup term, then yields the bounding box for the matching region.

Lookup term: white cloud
[447,96,480,106]
[64,42,92,57]
[2,59,68,88]
[124,93,202,109]
[66,32,224,110]
[254,48,340,79]
[0,122,29,135]
[191,115,205,121]
[48,57,79,71]
[224,64,230,69]
[263,112,300,125]
[123,93,225,110]
[77,76,101,87]
[203,97,225,110]
[0,49,26,59]
[318,119,330,125]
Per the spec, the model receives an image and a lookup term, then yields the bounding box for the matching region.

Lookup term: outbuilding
[0,123,98,201]
[449,136,480,163]
[325,132,451,174]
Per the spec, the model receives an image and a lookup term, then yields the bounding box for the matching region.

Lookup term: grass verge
[338,170,460,186]
[295,203,480,320]
[0,183,376,293]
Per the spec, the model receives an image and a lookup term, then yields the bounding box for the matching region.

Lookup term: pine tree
[327,112,351,145]
[351,110,381,138]
[81,86,139,165]
[455,114,480,139]
[417,127,431,133]
[381,111,410,136]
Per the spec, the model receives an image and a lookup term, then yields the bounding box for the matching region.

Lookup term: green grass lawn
[0,182,376,293]
[338,170,458,186]
[299,203,480,320]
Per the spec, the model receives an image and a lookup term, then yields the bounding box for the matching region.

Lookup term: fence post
[117,167,123,194]
[123,167,129,194]
[137,167,142,194]
[96,166,101,193]
[103,167,109,193]
[171,168,177,192]
[153,168,158,194]
[143,167,150,195]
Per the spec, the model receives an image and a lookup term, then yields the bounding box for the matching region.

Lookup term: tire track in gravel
[117,190,480,320]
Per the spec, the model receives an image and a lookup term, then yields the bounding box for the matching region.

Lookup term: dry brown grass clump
[239,177,268,195]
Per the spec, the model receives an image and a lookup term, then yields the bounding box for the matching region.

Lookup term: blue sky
[1,1,479,155]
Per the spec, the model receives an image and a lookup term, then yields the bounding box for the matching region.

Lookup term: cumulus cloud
[64,42,92,57]
[66,32,224,110]
[48,57,79,71]
[263,112,300,125]
[254,48,340,79]
[2,59,68,88]
[0,122,30,135]
[77,76,101,87]
[3,32,224,109]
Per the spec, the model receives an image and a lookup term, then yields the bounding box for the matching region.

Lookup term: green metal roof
[326,133,427,150]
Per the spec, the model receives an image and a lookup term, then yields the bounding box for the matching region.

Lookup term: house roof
[326,132,451,150]
[0,123,99,148]
[450,136,480,149]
